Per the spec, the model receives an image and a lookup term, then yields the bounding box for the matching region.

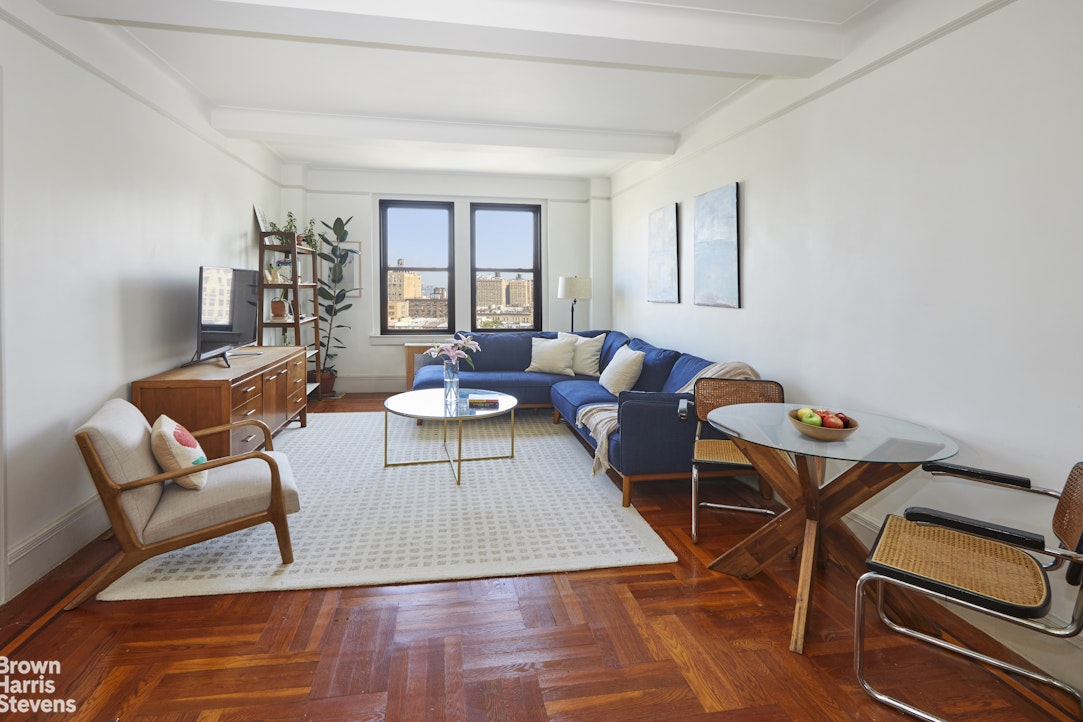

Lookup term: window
[471,204,542,331]
[379,200,454,334]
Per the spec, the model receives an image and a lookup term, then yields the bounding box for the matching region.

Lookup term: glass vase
[443,359,460,408]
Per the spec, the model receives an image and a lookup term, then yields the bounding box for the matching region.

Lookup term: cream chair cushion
[75,398,164,536]
[142,451,300,544]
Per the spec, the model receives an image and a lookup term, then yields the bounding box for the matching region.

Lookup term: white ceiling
[39,0,885,177]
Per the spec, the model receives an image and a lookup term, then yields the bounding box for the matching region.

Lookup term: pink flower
[425,333,479,368]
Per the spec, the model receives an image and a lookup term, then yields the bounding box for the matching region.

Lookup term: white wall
[0,0,281,598]
[288,168,595,393]
[611,0,1083,683]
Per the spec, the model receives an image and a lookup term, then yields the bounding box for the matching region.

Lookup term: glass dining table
[705,402,958,653]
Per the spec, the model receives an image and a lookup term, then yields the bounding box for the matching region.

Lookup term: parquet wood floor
[0,394,1076,720]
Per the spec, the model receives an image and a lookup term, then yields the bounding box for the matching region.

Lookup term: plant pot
[319,372,337,397]
[307,370,337,397]
[270,299,289,318]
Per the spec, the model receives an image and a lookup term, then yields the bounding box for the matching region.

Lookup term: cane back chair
[677,377,784,543]
[855,460,1083,721]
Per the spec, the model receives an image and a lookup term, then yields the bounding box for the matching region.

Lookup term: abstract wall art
[694,182,740,308]
[647,203,679,303]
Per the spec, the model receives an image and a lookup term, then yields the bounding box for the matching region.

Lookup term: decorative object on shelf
[557,276,592,332]
[270,298,291,319]
[253,205,271,233]
[694,182,740,308]
[425,332,480,406]
[648,203,679,303]
[274,258,293,282]
[316,216,359,395]
[302,218,317,250]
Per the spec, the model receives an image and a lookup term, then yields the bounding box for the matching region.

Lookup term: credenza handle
[241,385,257,394]
[243,409,256,417]
[240,434,257,444]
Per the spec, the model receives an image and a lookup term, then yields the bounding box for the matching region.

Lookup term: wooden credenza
[131,346,308,459]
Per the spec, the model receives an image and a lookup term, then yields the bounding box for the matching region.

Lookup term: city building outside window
[471,203,542,331]
[379,200,454,334]
[379,200,542,334]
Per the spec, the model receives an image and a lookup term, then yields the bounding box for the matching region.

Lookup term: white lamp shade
[557,276,592,300]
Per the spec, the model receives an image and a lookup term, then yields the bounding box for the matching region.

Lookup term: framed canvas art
[694,182,740,308]
[647,203,679,303]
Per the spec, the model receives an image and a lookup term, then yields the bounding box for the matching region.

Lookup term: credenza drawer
[231,395,261,424]
[288,354,307,385]
[231,376,263,409]
[231,423,263,455]
[288,389,307,417]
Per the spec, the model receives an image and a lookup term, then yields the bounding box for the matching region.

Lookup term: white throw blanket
[575,360,760,475]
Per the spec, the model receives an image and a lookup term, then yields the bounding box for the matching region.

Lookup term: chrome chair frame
[854,460,1083,721]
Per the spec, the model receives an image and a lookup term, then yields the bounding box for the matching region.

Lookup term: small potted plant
[315,216,358,396]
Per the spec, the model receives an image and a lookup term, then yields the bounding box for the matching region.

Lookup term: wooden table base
[707,439,927,653]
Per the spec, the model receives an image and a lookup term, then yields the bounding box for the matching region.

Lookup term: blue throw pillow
[628,338,681,392]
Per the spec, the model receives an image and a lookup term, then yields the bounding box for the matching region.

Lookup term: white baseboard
[333,374,405,394]
[6,496,109,601]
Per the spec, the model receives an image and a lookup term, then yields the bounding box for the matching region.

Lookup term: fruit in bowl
[789,408,859,441]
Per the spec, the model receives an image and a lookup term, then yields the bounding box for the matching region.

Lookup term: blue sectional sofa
[413,330,745,507]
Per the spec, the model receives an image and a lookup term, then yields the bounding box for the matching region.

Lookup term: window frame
[378,199,455,336]
[469,202,543,332]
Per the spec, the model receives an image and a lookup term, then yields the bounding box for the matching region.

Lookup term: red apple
[822,414,845,429]
[835,412,850,427]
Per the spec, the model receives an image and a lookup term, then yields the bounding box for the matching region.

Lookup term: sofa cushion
[628,338,681,392]
[525,335,577,375]
[599,345,645,395]
[551,379,618,426]
[457,331,556,372]
[559,332,606,376]
[660,353,715,393]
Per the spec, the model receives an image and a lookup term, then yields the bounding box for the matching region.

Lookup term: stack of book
[467,394,500,409]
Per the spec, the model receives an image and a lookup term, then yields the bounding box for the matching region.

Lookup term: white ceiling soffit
[39,0,878,177]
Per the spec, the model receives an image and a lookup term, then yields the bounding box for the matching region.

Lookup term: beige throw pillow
[599,344,645,395]
[525,335,577,375]
[558,332,607,377]
[150,415,209,490]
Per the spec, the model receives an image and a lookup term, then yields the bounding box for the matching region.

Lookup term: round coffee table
[383,388,518,484]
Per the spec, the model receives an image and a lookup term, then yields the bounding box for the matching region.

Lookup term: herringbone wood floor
[1,394,1077,720]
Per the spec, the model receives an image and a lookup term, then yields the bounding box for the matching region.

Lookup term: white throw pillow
[599,344,645,395]
[150,415,209,490]
[558,332,607,377]
[524,335,577,375]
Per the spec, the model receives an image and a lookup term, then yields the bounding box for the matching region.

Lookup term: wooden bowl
[788,409,859,441]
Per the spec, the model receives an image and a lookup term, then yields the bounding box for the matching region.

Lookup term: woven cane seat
[693,439,751,466]
[868,514,1051,618]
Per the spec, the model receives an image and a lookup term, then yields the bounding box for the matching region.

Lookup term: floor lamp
[557,276,592,332]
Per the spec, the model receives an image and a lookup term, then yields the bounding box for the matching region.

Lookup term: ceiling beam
[211,108,677,160]
[40,0,843,77]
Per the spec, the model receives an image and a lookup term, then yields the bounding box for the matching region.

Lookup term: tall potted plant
[315,216,358,396]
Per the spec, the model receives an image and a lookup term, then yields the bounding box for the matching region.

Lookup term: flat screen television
[191,266,261,366]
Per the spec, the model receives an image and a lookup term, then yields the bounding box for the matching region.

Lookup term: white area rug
[99,411,676,601]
